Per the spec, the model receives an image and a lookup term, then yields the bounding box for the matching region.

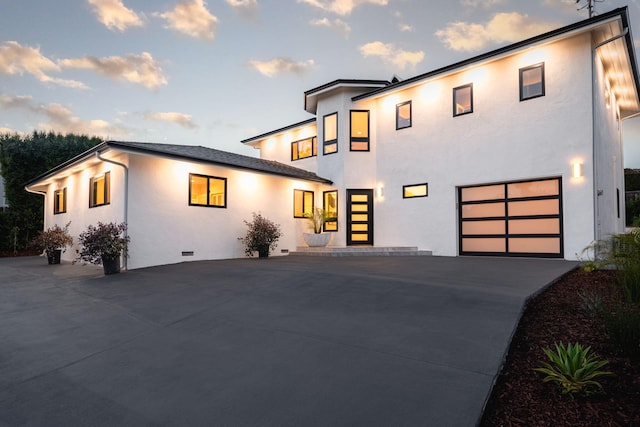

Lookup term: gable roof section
[352,7,640,117]
[26,141,332,188]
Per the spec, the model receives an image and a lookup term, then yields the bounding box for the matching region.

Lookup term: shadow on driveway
[0,255,577,426]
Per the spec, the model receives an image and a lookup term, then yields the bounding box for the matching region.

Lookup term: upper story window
[403,183,428,199]
[520,63,545,101]
[453,84,473,116]
[54,188,67,214]
[189,173,226,208]
[292,137,317,161]
[396,101,412,130]
[89,172,110,208]
[323,112,338,155]
[350,110,370,151]
[294,189,314,218]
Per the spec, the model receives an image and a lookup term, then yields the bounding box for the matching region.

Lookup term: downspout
[95,151,129,270]
[591,27,629,253]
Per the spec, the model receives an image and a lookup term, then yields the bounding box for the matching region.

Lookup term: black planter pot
[47,249,62,265]
[101,255,121,275]
[257,245,270,258]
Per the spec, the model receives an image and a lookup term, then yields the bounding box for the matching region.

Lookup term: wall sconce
[377,184,384,198]
[572,161,583,178]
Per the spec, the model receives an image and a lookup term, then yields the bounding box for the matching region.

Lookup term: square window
[54,188,66,214]
[292,137,317,161]
[89,172,110,208]
[350,110,369,151]
[453,84,473,116]
[189,173,226,208]
[294,189,314,218]
[403,183,428,198]
[520,63,544,101]
[323,112,338,155]
[323,190,338,232]
[396,101,412,129]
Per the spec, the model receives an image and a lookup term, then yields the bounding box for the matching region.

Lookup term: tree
[0,131,102,253]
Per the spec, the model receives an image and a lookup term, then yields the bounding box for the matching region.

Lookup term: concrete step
[290,246,433,257]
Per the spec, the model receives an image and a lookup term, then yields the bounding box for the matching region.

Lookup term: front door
[347,189,374,245]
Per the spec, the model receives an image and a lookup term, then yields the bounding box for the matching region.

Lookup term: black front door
[347,189,373,245]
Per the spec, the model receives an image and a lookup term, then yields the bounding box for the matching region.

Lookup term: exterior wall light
[572,161,583,178]
[377,184,384,198]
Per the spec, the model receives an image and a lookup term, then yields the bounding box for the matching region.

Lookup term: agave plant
[533,342,612,395]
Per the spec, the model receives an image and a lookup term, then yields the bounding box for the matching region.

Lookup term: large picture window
[453,84,473,116]
[89,172,110,208]
[396,101,412,130]
[294,189,314,218]
[292,136,317,161]
[520,63,545,101]
[54,188,67,214]
[189,173,227,208]
[350,110,369,151]
[323,112,338,155]
[323,190,338,232]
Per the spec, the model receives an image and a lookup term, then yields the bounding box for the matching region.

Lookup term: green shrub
[533,342,612,395]
[578,291,603,316]
[611,232,640,304]
[603,303,640,358]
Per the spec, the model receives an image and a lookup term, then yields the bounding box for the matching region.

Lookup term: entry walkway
[0,255,577,426]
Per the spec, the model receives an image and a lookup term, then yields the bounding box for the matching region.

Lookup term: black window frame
[89,171,110,208]
[396,100,412,130]
[323,112,338,155]
[403,183,429,199]
[188,173,227,208]
[323,190,338,232]
[453,83,473,117]
[519,63,545,101]
[350,110,370,152]
[54,187,67,214]
[293,189,314,218]
[291,136,317,161]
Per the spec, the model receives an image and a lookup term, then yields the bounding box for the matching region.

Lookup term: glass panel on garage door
[458,178,563,257]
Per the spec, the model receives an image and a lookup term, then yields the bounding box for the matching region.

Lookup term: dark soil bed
[480,269,640,427]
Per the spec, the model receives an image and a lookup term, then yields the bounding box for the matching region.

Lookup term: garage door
[458,178,563,257]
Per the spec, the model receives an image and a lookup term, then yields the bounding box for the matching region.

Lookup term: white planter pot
[303,233,330,247]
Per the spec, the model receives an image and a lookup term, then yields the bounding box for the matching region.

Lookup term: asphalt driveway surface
[0,255,577,426]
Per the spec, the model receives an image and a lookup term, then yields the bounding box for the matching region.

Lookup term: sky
[2,0,640,167]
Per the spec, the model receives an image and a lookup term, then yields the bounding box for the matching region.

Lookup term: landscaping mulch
[480,269,640,427]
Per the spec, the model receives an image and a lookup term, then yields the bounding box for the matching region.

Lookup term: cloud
[156,0,218,40]
[435,12,559,52]
[310,18,351,38]
[297,0,388,16]
[0,93,128,137]
[460,0,507,7]
[226,0,258,17]
[87,0,144,31]
[248,58,314,77]
[0,41,87,89]
[144,112,197,128]
[399,24,413,32]
[359,41,424,69]
[60,52,167,90]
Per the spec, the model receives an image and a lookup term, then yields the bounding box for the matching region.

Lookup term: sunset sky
[2,0,640,166]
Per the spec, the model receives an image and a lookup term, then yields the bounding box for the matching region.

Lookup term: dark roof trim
[353,7,635,102]
[241,117,316,145]
[619,9,640,111]
[304,79,389,112]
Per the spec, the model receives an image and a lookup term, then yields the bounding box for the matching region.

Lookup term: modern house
[26,7,640,269]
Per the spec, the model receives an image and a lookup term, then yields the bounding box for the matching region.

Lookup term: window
[54,188,66,214]
[292,137,317,161]
[89,172,110,208]
[189,173,226,208]
[403,183,428,199]
[350,110,370,151]
[453,84,473,116]
[520,63,544,101]
[396,101,412,130]
[323,190,338,231]
[323,112,338,155]
[294,189,314,218]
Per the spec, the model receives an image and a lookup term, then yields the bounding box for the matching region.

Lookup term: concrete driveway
[0,255,577,426]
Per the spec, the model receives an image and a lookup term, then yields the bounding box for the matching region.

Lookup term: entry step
[290,246,433,257]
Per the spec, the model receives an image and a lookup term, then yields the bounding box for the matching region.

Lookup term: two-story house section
[243,7,640,259]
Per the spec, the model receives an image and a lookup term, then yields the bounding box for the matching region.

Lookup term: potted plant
[303,208,331,247]
[238,212,282,258]
[31,222,73,264]
[77,222,129,274]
